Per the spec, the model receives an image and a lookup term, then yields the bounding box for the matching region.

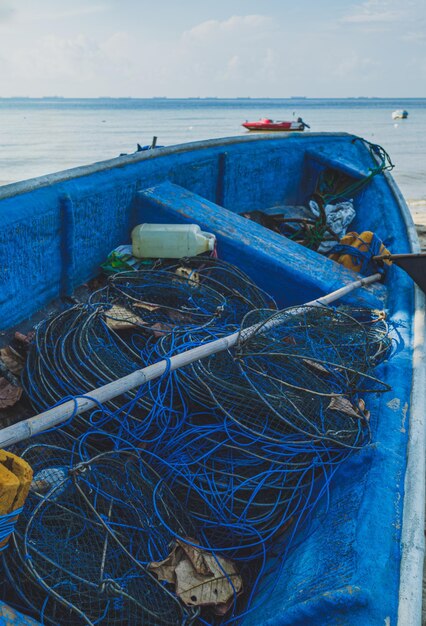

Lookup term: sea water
[0,97,425,222]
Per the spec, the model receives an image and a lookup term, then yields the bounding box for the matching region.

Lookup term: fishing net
[139,309,392,563]
[22,261,276,440]
[117,303,393,556]
[23,307,141,410]
[21,306,155,442]
[177,305,391,449]
[151,414,336,557]
[160,256,276,321]
[11,258,396,624]
[4,431,199,626]
[90,269,229,334]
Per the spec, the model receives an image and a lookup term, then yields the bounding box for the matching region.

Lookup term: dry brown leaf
[0,346,25,375]
[174,557,242,611]
[327,396,361,418]
[372,309,386,322]
[175,267,200,284]
[178,541,212,576]
[357,398,370,421]
[149,538,243,613]
[282,335,297,346]
[104,305,144,330]
[133,302,160,312]
[15,330,35,347]
[168,310,196,324]
[0,377,22,408]
[149,544,180,584]
[149,322,170,338]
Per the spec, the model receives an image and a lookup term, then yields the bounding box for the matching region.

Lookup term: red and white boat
[242,117,310,132]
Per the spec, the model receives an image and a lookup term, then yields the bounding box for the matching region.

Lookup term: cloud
[24,35,101,80]
[341,10,401,23]
[0,5,423,97]
[340,0,426,31]
[0,2,107,25]
[8,31,137,91]
[183,15,275,43]
[401,31,426,43]
[4,13,280,96]
[99,31,135,59]
[218,47,276,84]
[174,15,279,92]
[0,1,15,21]
[31,5,108,22]
[340,0,404,24]
[332,52,379,78]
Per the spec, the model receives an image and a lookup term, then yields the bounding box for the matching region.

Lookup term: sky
[0,0,424,98]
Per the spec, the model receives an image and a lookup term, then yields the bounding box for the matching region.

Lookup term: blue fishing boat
[0,132,424,625]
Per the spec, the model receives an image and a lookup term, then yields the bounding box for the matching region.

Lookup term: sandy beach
[409,202,426,250]
[415,220,426,251]
[410,202,426,252]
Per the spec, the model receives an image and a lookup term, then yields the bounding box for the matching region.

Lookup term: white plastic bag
[309,199,356,253]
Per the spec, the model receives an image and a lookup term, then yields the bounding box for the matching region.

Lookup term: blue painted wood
[215,151,227,206]
[304,148,370,180]
[136,181,386,309]
[0,133,418,625]
[0,133,404,330]
[59,193,75,297]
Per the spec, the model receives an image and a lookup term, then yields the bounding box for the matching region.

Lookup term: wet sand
[415,220,426,251]
[411,203,426,250]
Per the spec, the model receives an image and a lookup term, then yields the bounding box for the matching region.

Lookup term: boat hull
[242,121,305,131]
[392,110,409,120]
[0,133,423,625]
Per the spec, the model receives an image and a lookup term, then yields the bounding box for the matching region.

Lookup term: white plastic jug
[131,223,216,259]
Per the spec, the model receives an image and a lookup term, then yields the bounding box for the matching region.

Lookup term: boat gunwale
[0,132,353,200]
[397,285,426,626]
[385,168,426,626]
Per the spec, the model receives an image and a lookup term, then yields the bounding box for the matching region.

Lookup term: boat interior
[0,132,415,327]
[0,133,419,625]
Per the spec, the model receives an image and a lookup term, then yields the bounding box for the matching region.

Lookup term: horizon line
[0,96,425,100]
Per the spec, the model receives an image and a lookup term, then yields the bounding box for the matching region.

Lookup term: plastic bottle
[131,223,216,259]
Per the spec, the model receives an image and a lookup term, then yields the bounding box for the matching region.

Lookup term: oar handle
[306,273,381,307]
[373,253,426,261]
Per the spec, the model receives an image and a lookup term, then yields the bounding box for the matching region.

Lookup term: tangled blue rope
[0,507,23,552]
[5,261,397,625]
[328,232,388,276]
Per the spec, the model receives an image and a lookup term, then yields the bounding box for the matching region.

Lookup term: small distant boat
[242,117,310,132]
[392,110,408,120]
